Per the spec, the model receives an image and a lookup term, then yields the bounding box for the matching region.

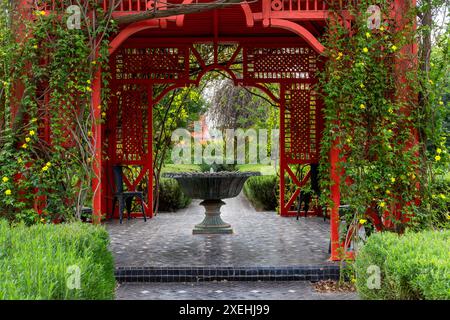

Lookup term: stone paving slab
[106,193,332,267]
[115,281,358,300]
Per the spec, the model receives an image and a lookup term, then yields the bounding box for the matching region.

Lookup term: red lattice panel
[243,46,317,82]
[115,47,189,81]
[284,83,318,162]
[115,84,149,163]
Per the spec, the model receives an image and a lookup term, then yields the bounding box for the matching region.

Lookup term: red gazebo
[15,0,416,261]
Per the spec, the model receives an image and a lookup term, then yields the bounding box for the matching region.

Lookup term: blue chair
[112,166,147,224]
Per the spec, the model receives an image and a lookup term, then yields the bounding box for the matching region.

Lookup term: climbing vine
[318,0,449,234]
[0,1,116,224]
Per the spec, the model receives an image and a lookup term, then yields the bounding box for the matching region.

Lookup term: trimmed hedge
[243,175,278,211]
[355,229,450,300]
[158,178,191,212]
[0,221,116,300]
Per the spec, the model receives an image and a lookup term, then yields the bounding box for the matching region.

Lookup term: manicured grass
[162,164,201,173]
[237,164,276,175]
[162,163,277,176]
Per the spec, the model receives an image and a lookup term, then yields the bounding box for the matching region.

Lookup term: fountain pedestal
[163,171,260,236]
[193,200,233,235]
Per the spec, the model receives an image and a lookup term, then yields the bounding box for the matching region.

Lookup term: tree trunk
[114,0,246,25]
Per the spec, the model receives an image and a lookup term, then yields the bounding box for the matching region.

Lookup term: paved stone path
[116,281,358,300]
[106,194,332,267]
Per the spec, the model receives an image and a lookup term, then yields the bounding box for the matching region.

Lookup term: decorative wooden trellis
[106,41,323,218]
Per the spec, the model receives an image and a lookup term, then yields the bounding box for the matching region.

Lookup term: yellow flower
[360,104,366,110]
[42,166,49,172]
[439,101,444,105]
[440,194,447,200]
[46,162,52,167]
[25,137,31,143]
[435,155,441,161]
[86,80,91,84]
[91,60,97,65]
[387,129,393,134]
[101,112,107,118]
[4,189,11,196]
[391,177,396,183]
[388,108,394,114]
[386,190,391,195]
[86,87,92,92]
[87,131,93,137]
[22,143,28,149]
[391,45,398,52]
[436,148,442,154]
[2,177,9,183]
[359,219,367,225]
[336,52,343,60]
[29,130,35,136]
[17,158,23,164]
[363,47,369,53]
[429,79,434,85]
[33,45,38,49]
[360,83,365,89]
[379,201,386,208]
[380,26,385,32]
[365,32,371,38]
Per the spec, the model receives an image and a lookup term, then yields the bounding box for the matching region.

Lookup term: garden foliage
[243,175,278,211]
[158,178,192,212]
[0,220,116,299]
[355,229,450,300]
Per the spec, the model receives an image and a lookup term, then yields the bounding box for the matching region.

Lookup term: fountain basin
[164,171,260,234]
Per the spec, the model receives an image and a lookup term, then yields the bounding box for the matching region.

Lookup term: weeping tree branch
[114,0,248,25]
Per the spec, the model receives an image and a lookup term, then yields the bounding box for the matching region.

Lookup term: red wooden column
[148,85,154,218]
[393,0,419,224]
[11,0,32,124]
[92,66,103,224]
[329,135,341,261]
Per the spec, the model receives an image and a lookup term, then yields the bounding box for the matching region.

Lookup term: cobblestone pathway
[116,281,358,300]
[106,194,332,267]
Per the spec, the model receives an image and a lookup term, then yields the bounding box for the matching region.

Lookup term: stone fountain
[164,171,260,234]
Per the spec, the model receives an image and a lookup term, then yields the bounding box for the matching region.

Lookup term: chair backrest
[112,166,124,194]
[310,163,320,194]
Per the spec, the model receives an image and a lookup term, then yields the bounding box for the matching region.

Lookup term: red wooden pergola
[17,0,415,261]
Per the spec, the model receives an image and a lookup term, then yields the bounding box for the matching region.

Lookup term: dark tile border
[115,265,341,283]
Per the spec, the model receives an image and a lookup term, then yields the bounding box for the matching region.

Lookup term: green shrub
[158,178,191,212]
[243,175,278,211]
[0,221,116,300]
[355,229,450,300]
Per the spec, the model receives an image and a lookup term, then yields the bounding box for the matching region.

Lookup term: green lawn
[162,163,276,176]
[161,164,201,173]
[236,164,276,175]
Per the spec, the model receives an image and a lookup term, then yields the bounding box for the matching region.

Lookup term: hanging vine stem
[318,0,449,240]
